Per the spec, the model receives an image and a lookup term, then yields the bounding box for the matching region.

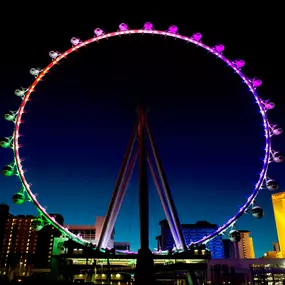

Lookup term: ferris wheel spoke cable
[1,22,283,253]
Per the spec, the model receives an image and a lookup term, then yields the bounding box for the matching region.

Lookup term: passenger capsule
[12,192,25,205]
[214,44,224,53]
[143,22,153,30]
[0,137,11,148]
[251,206,264,219]
[229,230,241,243]
[31,218,44,231]
[49,51,60,60]
[252,78,262,88]
[119,23,128,31]
[191,33,202,42]
[71,37,81,46]
[273,152,284,163]
[234,59,245,69]
[30,68,41,77]
[265,101,275,110]
[272,127,283,136]
[4,111,15,121]
[94,28,104,36]
[2,165,14,176]
[168,25,178,34]
[14,89,26,97]
[266,179,278,191]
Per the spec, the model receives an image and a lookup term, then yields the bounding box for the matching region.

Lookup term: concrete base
[135,248,155,285]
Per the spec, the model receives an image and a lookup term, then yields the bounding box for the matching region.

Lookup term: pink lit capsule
[119,23,128,31]
[168,25,178,34]
[192,33,202,42]
[264,101,275,110]
[272,127,283,136]
[71,37,81,46]
[252,78,262,88]
[214,44,224,53]
[143,22,153,30]
[234,59,245,69]
[94,28,104,36]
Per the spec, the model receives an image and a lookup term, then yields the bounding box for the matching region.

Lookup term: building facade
[272,192,285,258]
[235,230,255,259]
[66,216,114,249]
[0,213,63,278]
[157,220,224,259]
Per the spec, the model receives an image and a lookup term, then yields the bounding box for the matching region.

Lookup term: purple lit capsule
[168,25,178,34]
[192,33,202,42]
[119,23,128,31]
[264,101,275,110]
[94,28,104,36]
[273,151,284,163]
[143,22,153,30]
[71,37,81,46]
[214,44,224,53]
[252,78,262,88]
[272,127,283,136]
[234,59,245,69]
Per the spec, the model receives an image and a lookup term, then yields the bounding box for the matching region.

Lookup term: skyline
[0,8,284,257]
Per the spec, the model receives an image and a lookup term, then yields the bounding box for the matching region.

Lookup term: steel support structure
[147,154,180,249]
[97,110,185,252]
[146,122,187,251]
[97,122,138,249]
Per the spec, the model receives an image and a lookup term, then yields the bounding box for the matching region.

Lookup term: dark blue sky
[0,4,284,257]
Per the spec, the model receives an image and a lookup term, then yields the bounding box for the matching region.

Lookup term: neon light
[12,26,271,250]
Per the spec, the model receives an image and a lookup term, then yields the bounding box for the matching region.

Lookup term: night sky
[0,4,284,257]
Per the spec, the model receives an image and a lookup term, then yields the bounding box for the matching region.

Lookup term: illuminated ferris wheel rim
[3,22,282,252]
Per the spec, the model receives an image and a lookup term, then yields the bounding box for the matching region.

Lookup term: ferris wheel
[1,22,283,254]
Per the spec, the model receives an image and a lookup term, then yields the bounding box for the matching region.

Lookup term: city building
[157,220,224,259]
[272,191,285,258]
[0,212,63,278]
[208,258,285,284]
[66,216,114,249]
[222,231,255,260]
[235,230,255,259]
[263,242,282,259]
[222,239,235,259]
[114,242,130,251]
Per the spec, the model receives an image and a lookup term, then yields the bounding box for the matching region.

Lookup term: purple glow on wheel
[12,26,272,250]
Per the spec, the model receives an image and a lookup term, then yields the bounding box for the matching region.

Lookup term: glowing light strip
[13,28,271,250]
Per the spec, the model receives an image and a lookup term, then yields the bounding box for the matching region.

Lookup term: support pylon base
[135,248,155,285]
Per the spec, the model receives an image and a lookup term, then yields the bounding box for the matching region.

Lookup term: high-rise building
[223,239,235,259]
[157,220,224,259]
[0,213,63,277]
[234,230,255,259]
[272,192,285,258]
[0,204,10,270]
